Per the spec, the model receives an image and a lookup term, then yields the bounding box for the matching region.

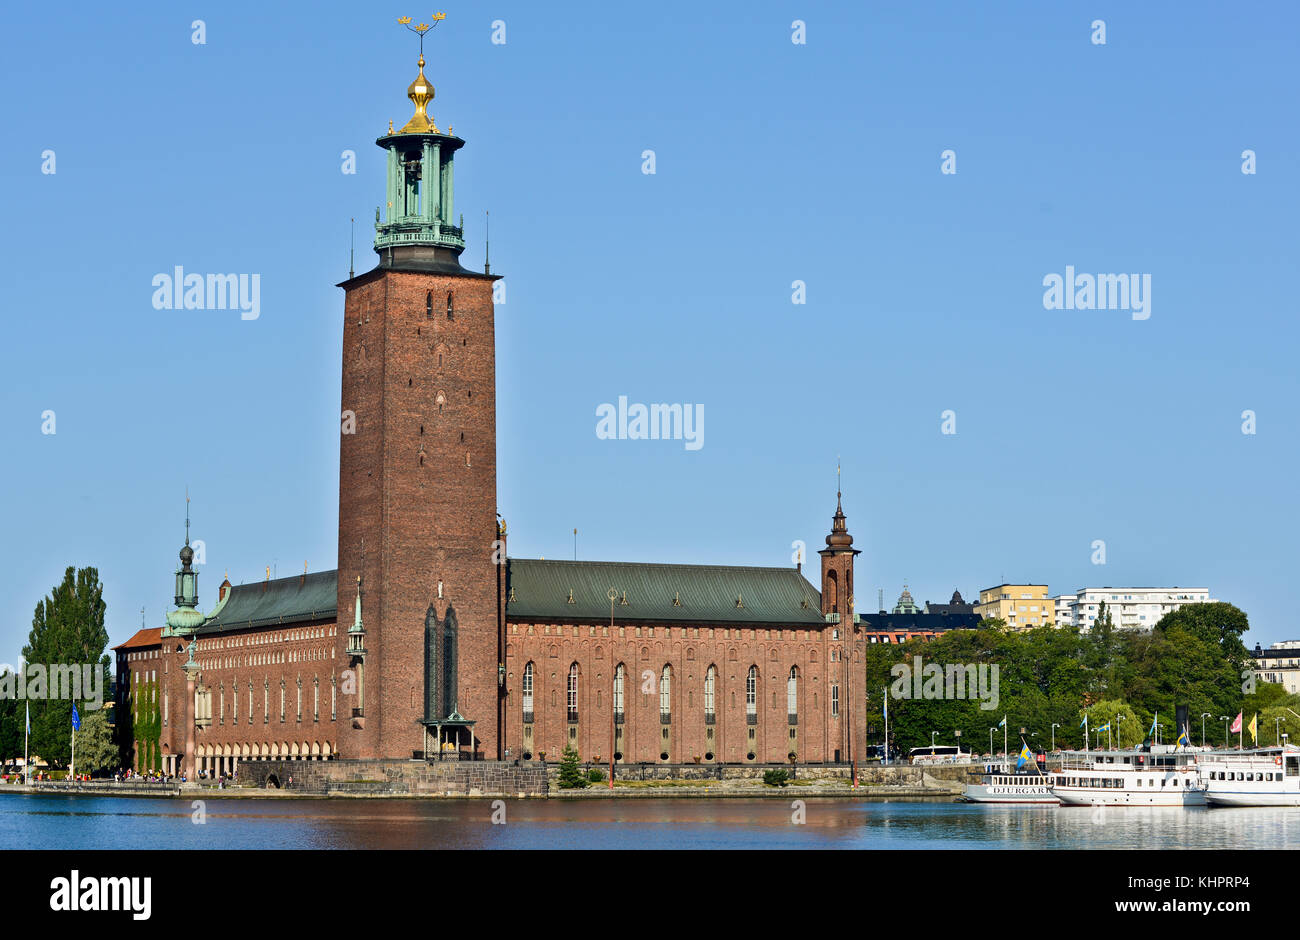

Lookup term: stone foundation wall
[238,759,547,797]
[556,761,982,784]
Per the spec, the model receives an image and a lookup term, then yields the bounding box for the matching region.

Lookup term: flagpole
[1084,714,1089,753]
[23,699,29,784]
[1003,715,1007,766]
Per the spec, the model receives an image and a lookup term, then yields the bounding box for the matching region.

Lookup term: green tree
[72,710,117,775]
[0,670,22,762]
[556,742,588,789]
[1081,699,1148,749]
[22,566,110,767]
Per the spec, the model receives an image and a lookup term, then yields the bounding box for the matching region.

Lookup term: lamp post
[931,731,938,754]
[1116,714,1124,750]
[955,729,962,759]
[1200,713,1211,748]
[989,727,995,760]
[1051,723,1060,754]
[1220,716,1230,748]
[1276,717,1286,747]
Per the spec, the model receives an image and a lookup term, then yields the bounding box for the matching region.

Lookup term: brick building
[124,36,867,777]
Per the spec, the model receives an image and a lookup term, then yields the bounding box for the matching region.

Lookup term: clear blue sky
[1,0,1296,662]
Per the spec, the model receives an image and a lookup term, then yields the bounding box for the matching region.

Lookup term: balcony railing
[615,712,624,725]
[660,712,672,724]
[705,713,715,725]
[522,710,534,724]
[747,712,758,726]
[788,714,798,725]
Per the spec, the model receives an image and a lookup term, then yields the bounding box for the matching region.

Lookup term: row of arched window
[522,662,806,723]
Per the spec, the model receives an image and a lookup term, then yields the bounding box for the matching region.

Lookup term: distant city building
[1251,641,1300,695]
[975,584,1053,630]
[926,590,974,617]
[1053,587,1215,631]
[860,588,981,643]
[891,585,922,615]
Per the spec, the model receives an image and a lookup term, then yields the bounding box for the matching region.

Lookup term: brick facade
[335,266,501,761]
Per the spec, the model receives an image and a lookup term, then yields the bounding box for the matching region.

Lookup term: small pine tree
[557,742,588,789]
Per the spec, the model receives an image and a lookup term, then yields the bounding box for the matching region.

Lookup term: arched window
[446,291,454,320]
[787,667,798,721]
[522,662,534,721]
[826,570,838,609]
[704,665,716,724]
[659,665,672,722]
[746,665,757,722]
[567,663,579,722]
[426,291,433,319]
[613,663,625,723]
[831,682,840,718]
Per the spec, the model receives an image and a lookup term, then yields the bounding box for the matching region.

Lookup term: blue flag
[1080,715,1088,728]
[71,704,80,732]
[998,717,1006,728]
[1147,714,1158,739]
[1017,744,1033,769]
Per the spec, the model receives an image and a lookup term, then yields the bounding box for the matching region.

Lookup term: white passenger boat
[1049,745,1205,806]
[962,763,1058,804]
[1199,745,1300,807]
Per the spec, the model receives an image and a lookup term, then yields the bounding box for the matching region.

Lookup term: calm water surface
[1,794,1296,849]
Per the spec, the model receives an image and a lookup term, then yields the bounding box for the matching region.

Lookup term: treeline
[0,566,115,770]
[864,601,1294,754]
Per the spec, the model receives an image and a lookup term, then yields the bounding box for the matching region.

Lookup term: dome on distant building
[950,589,965,605]
[893,584,921,615]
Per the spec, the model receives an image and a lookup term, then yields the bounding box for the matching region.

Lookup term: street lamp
[1051,723,1060,753]
[955,729,962,758]
[1116,714,1125,750]
[931,731,938,753]
[1220,716,1230,748]
[1276,717,1286,746]
[1200,713,1211,748]
[989,727,995,759]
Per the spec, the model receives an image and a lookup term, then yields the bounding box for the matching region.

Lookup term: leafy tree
[72,710,117,775]
[0,670,22,762]
[556,742,588,789]
[22,567,110,767]
[1081,699,1148,749]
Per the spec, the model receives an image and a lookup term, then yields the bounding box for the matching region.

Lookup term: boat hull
[1204,789,1300,807]
[1053,786,1205,807]
[963,783,1058,804]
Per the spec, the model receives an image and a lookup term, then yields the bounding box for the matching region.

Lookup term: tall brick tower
[337,20,502,761]
[819,488,867,769]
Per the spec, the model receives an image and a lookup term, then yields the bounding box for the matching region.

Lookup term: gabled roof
[504,558,825,626]
[197,570,338,633]
[113,627,163,651]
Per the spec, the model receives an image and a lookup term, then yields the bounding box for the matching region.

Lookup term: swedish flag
[1095,722,1110,733]
[1017,744,1033,769]
[1176,727,1190,749]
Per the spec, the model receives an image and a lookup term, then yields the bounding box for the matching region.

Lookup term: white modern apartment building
[1252,641,1300,695]
[1052,587,1215,631]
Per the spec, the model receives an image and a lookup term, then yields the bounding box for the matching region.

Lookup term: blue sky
[0,0,1296,660]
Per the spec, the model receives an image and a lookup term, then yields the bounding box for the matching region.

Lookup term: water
[2,794,1297,848]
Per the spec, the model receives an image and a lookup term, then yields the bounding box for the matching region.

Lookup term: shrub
[587,768,606,783]
[763,769,789,787]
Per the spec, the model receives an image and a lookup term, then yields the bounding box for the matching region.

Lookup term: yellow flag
[1248,713,1258,745]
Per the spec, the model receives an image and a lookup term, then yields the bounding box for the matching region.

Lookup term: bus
[909,745,969,765]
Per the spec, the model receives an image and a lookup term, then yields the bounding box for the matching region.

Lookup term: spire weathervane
[396,14,447,134]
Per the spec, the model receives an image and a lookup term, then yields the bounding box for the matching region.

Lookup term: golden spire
[397,14,446,135]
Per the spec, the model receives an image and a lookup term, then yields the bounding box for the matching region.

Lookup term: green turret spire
[374,15,466,258]
[165,495,204,636]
